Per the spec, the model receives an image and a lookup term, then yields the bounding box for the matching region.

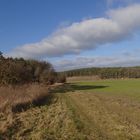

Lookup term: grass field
[0,79,140,140]
[70,79,140,99]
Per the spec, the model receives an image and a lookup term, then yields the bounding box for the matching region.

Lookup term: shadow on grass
[11,83,108,113]
[50,83,108,94]
[12,93,55,113]
[0,94,56,139]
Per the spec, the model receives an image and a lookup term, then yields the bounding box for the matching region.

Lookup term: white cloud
[106,0,134,7]
[54,53,140,71]
[9,4,140,59]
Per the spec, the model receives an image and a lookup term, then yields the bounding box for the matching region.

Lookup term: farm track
[0,90,140,140]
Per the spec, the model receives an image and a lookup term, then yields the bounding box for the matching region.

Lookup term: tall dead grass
[67,75,100,82]
[0,84,50,113]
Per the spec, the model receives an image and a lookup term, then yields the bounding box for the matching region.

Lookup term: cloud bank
[54,52,140,71]
[9,4,140,59]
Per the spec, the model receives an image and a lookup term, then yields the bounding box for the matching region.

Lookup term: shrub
[57,73,66,83]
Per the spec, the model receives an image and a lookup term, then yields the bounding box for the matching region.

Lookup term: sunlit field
[71,79,140,99]
[1,79,140,140]
[1,0,140,139]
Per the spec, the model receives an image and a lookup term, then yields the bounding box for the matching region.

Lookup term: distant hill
[62,67,140,79]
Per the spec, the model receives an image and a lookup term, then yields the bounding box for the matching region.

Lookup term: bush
[57,73,66,83]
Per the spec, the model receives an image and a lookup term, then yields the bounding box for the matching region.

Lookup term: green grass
[70,79,140,99]
[1,79,140,140]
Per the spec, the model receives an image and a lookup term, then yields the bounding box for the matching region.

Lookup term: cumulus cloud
[9,4,140,58]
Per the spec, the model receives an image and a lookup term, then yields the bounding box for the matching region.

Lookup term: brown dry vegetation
[0,80,140,140]
[64,92,140,139]
[0,84,52,139]
[0,84,50,113]
[67,75,100,82]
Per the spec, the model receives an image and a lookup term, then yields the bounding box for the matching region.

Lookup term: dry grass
[67,75,100,82]
[0,84,49,113]
[65,92,140,139]
[0,84,54,139]
[0,80,140,139]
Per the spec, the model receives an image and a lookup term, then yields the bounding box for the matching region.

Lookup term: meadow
[0,79,140,140]
[70,79,140,99]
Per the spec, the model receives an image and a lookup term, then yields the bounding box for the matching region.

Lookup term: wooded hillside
[62,67,140,79]
[0,52,65,85]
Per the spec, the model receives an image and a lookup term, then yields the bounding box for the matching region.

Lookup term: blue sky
[0,0,107,52]
[0,0,140,71]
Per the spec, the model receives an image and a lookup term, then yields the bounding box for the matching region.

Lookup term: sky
[0,0,140,71]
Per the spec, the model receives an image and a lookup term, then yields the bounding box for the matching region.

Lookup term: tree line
[0,52,66,85]
[62,67,140,79]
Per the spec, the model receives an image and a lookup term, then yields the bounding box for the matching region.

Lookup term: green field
[0,79,140,140]
[70,79,140,99]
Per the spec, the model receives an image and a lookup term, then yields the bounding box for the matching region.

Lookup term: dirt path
[0,91,140,140]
